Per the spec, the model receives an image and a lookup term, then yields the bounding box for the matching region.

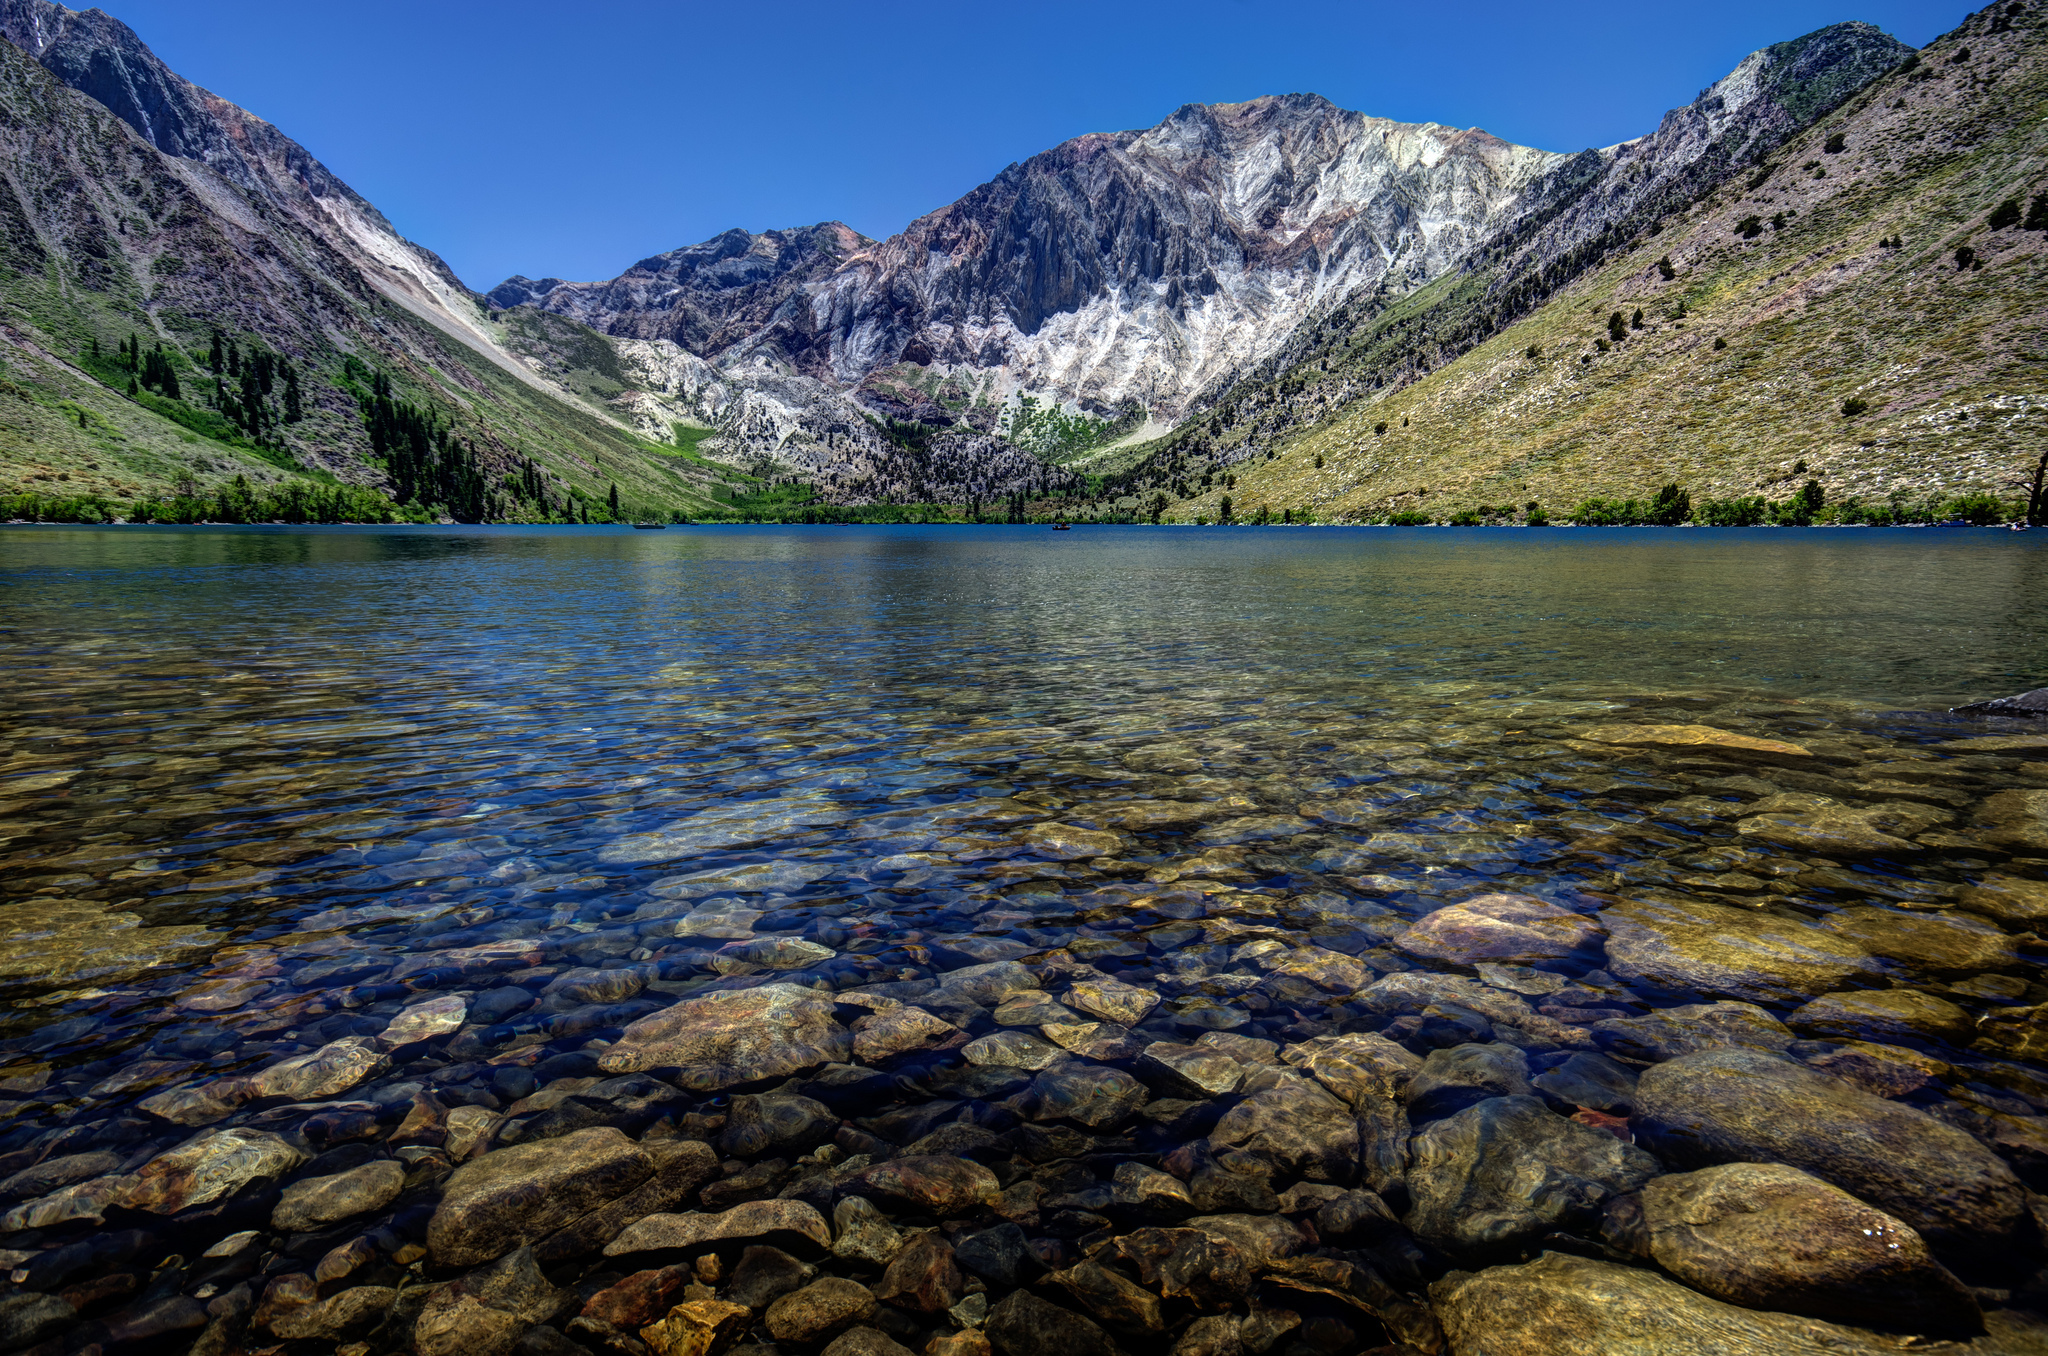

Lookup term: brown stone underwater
[1,523,2046,1355]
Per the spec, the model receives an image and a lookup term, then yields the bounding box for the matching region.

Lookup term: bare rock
[1788,989,1972,1043]
[123,1127,307,1214]
[1208,1074,1356,1182]
[1279,1033,1421,1108]
[1405,1043,1531,1121]
[728,1245,817,1310]
[1601,899,1879,1002]
[1066,977,1159,1026]
[852,1007,959,1063]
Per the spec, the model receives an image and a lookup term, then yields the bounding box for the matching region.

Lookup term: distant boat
[632,522,666,530]
[1052,522,1071,531]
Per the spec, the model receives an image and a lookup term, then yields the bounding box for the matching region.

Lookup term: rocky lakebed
[4,659,2048,1356]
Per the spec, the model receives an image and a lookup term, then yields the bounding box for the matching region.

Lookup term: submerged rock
[1817,906,2016,974]
[1632,1047,2030,1261]
[599,983,850,1089]
[608,1199,835,1255]
[1640,1162,1980,1333]
[272,1159,405,1232]
[1406,1095,1659,1259]
[1788,989,1972,1043]
[1601,899,1879,1002]
[1590,1001,1793,1063]
[1279,1032,1421,1107]
[429,1127,655,1267]
[123,1127,307,1214]
[1433,1251,1910,1355]
[1395,893,1603,964]
[1574,724,1814,762]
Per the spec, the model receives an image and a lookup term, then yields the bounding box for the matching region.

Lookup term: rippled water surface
[3,523,2048,1348]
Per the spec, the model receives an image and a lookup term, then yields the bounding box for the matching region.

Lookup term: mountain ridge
[0,0,2020,525]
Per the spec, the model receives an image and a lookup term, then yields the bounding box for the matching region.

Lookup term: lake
[2,523,2046,1350]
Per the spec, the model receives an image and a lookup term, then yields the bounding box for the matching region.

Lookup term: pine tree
[208,330,224,373]
[2027,193,2048,231]
[282,364,302,423]
[607,484,620,519]
[1607,311,1628,342]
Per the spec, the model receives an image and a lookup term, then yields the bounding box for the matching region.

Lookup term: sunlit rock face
[501,97,1563,426]
[498,17,1909,474]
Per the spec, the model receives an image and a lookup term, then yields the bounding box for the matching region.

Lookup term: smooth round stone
[1817,907,2016,974]
[1395,893,1603,964]
[1788,989,1973,1043]
[1633,1047,2030,1262]
[649,860,832,899]
[1137,1041,1245,1097]
[1601,898,1880,1002]
[1590,1001,1795,1063]
[1641,1162,1979,1333]
[380,994,468,1047]
[1194,815,1313,845]
[1279,1032,1422,1106]
[1436,1251,1929,1356]
[272,1160,405,1232]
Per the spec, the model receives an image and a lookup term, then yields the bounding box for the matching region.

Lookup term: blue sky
[99,0,1970,291]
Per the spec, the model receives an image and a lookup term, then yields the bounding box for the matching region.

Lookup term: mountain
[0,0,745,520]
[0,0,2001,524]
[1148,0,2048,524]
[500,100,1564,428]
[497,24,1911,496]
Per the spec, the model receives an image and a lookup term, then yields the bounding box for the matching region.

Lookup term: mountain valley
[0,0,2036,524]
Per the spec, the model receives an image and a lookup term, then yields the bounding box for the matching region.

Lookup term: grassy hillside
[1161,2,2048,525]
[0,34,748,523]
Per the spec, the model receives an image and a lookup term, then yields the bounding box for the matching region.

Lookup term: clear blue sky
[96,0,1969,291]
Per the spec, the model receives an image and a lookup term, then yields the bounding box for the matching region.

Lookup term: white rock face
[491,24,1913,491]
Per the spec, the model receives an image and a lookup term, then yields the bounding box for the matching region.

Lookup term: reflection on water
[0,523,2046,1349]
